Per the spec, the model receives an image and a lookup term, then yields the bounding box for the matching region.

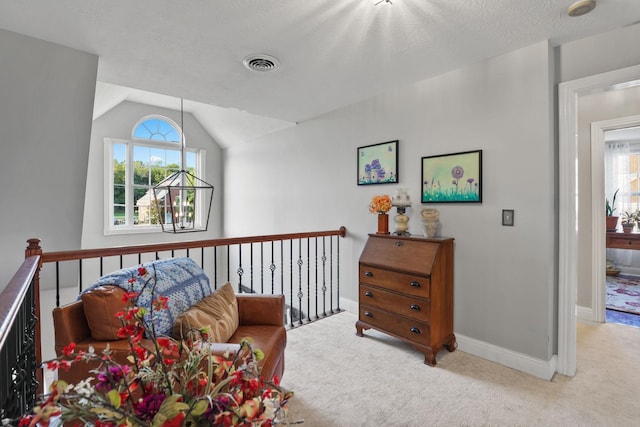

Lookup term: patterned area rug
[606,274,640,315]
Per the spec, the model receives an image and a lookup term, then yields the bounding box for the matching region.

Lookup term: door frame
[558,64,640,376]
[591,115,640,323]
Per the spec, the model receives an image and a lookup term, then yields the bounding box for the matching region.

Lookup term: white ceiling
[1,1,640,148]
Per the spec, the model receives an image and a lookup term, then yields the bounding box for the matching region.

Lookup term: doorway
[558,63,640,377]
[594,119,640,325]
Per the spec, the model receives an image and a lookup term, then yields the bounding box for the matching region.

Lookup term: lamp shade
[392,188,412,208]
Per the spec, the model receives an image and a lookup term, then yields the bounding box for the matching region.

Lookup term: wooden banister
[37,227,347,263]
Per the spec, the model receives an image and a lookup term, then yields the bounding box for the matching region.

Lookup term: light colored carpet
[280,311,640,426]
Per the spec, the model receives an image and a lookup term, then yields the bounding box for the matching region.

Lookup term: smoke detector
[243,54,280,72]
[568,0,596,17]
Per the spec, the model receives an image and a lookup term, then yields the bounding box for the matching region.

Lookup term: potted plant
[621,210,639,233]
[606,189,620,231]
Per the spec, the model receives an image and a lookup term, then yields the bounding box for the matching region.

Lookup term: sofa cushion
[80,285,128,341]
[83,257,211,337]
[173,282,239,342]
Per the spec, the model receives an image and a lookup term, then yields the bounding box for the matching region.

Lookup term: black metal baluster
[336,234,341,311]
[306,238,311,322]
[296,239,303,326]
[330,236,334,313]
[322,236,327,317]
[314,237,319,320]
[270,242,276,295]
[237,245,244,293]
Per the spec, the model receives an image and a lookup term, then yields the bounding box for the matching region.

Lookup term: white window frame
[103,137,206,235]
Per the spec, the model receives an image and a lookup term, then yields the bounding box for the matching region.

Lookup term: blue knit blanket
[84,257,211,337]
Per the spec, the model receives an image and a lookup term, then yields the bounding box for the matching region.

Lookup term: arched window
[105,116,205,233]
[132,117,181,142]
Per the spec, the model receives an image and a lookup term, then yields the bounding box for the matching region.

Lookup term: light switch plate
[502,209,514,226]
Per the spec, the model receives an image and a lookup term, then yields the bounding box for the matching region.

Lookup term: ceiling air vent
[243,54,280,72]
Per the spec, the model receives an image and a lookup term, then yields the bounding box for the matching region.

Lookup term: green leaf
[190,399,209,417]
[152,394,189,427]
[107,389,122,408]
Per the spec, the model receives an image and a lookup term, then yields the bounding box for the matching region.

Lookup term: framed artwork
[357,140,398,185]
[421,150,482,203]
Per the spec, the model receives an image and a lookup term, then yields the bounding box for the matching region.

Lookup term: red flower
[161,412,184,427]
[122,291,139,303]
[137,266,148,277]
[62,342,76,356]
[154,295,169,311]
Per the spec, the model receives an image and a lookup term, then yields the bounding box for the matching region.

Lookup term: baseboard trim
[340,297,358,314]
[577,305,594,322]
[456,333,557,380]
[342,297,558,380]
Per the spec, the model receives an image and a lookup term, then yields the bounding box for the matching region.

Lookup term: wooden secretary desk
[356,234,456,366]
[606,231,640,250]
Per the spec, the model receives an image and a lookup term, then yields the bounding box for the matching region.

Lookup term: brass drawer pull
[410,304,420,311]
[365,311,373,318]
[410,327,421,334]
[364,271,373,277]
[364,291,373,297]
[410,281,421,288]
[395,241,404,247]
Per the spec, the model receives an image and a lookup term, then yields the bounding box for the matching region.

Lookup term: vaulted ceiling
[1,1,639,147]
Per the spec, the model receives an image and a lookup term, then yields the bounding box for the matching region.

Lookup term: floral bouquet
[368,194,392,214]
[14,264,294,427]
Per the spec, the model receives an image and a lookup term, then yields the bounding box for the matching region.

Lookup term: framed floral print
[421,150,482,203]
[357,140,398,185]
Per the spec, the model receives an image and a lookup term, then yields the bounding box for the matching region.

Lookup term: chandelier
[152,99,214,233]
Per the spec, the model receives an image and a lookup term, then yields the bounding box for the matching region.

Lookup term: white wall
[225,41,557,363]
[81,101,224,250]
[0,29,97,290]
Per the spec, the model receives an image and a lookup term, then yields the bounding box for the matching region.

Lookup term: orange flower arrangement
[369,194,392,214]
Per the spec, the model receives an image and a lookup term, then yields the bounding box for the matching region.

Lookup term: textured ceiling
[1,0,639,147]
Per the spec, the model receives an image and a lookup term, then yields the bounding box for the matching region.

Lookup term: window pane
[150,148,166,166]
[166,149,181,167]
[113,143,126,163]
[186,151,196,170]
[133,118,180,142]
[113,205,125,226]
[114,185,125,204]
[133,163,150,185]
[133,187,150,226]
[134,146,150,165]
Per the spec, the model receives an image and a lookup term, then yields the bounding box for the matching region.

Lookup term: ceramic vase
[377,213,390,234]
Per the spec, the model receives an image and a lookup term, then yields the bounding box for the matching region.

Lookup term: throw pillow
[81,285,127,341]
[173,282,239,342]
[82,257,211,337]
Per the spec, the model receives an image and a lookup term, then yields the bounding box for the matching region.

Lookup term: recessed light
[568,0,596,17]
[242,54,280,72]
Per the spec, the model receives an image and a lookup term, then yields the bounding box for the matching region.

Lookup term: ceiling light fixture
[243,54,280,72]
[153,99,214,233]
[568,0,596,17]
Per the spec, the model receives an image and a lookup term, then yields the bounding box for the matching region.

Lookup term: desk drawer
[359,284,430,322]
[606,233,640,250]
[359,305,431,347]
[359,266,430,298]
